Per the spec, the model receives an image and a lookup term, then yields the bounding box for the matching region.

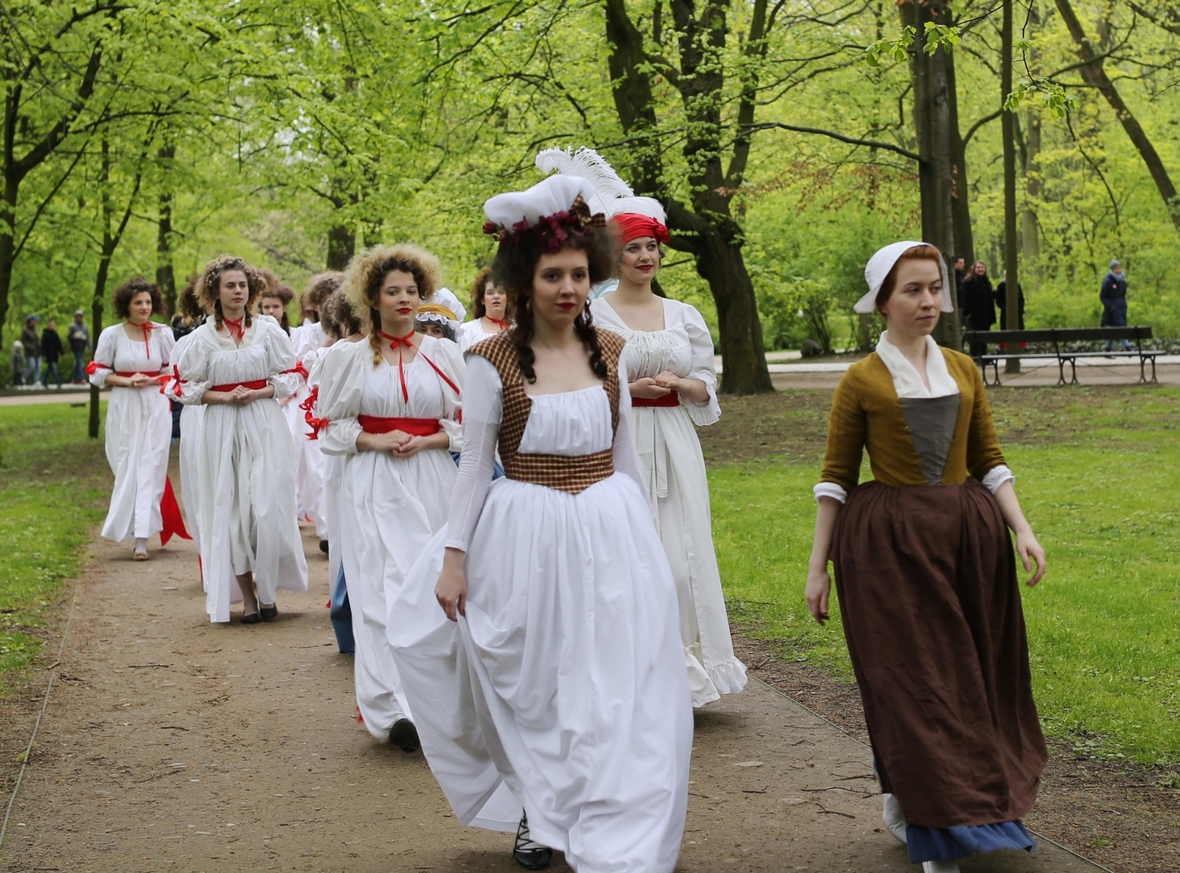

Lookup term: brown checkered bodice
[469,329,626,494]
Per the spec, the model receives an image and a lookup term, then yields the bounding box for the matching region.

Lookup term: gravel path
[3,531,1101,872]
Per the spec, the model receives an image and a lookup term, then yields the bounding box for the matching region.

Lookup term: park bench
[963,326,1159,387]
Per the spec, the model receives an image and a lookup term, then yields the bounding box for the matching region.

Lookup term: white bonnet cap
[427,286,467,325]
[855,240,953,314]
[484,175,596,230]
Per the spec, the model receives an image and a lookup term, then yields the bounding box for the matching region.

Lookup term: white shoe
[882,793,907,844]
[922,860,960,873]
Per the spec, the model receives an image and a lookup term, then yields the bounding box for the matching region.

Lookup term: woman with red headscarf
[589,202,747,708]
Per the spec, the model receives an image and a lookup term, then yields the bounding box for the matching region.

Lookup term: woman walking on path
[805,242,1047,873]
[458,267,512,351]
[88,278,179,560]
[313,244,464,752]
[174,255,308,624]
[391,175,691,873]
[959,261,995,357]
[589,202,746,708]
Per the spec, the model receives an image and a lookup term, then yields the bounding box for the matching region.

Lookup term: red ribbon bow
[138,321,157,360]
[379,331,417,403]
[84,360,110,376]
[170,364,184,398]
[224,316,245,340]
[285,360,310,381]
[300,387,328,440]
[485,317,509,331]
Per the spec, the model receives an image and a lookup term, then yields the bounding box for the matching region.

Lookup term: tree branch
[745,122,922,162]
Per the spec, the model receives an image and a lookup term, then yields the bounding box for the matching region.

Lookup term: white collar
[875,332,959,399]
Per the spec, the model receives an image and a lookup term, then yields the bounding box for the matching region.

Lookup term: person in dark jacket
[995,272,1025,330]
[67,310,90,383]
[40,318,64,388]
[961,261,995,357]
[1100,260,1132,352]
[20,315,41,387]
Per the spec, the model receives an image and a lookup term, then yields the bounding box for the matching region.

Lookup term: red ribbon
[210,379,268,392]
[300,386,327,440]
[379,331,417,403]
[160,475,192,546]
[170,364,184,398]
[285,360,310,380]
[224,316,245,340]
[135,321,157,360]
[358,416,441,436]
[84,360,108,375]
[485,317,509,331]
[632,392,680,408]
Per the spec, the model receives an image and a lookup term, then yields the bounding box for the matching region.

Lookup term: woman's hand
[651,370,683,392]
[629,377,674,400]
[435,548,468,621]
[806,564,832,625]
[129,372,152,388]
[394,435,427,458]
[1015,528,1046,586]
[653,370,710,405]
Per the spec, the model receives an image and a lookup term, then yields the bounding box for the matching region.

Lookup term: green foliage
[713,387,1180,763]
[0,403,108,695]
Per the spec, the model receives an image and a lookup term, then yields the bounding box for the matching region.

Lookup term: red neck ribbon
[132,320,155,360]
[379,331,417,402]
[485,316,509,331]
[224,315,245,340]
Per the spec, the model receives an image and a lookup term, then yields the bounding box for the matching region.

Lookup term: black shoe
[389,718,420,753]
[513,813,553,870]
[241,612,261,625]
[260,604,278,622]
[319,539,329,555]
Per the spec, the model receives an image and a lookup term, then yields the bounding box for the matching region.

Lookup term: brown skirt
[832,478,1046,828]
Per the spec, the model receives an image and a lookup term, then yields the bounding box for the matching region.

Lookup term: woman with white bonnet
[390,173,690,872]
[804,241,1048,873]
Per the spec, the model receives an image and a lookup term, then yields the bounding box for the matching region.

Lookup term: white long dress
[286,324,328,536]
[315,336,464,741]
[170,331,205,580]
[457,318,507,352]
[89,322,175,543]
[174,316,309,623]
[390,354,692,873]
[591,297,747,706]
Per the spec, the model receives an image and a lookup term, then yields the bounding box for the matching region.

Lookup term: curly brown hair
[195,255,265,333]
[491,225,615,382]
[259,269,295,333]
[343,244,442,365]
[177,274,205,324]
[113,277,163,320]
[470,266,493,319]
[319,291,362,341]
[299,272,343,323]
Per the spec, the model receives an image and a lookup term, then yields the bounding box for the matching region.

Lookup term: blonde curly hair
[342,243,442,365]
[195,255,265,333]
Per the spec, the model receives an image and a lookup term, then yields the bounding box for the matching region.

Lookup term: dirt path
[1,530,1101,872]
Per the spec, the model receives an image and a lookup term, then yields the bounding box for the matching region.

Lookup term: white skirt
[101,385,172,542]
[391,472,692,873]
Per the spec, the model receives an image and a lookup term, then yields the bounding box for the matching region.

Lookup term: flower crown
[483,194,606,254]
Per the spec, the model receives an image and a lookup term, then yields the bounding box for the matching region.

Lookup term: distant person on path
[68,310,90,383]
[21,315,41,387]
[994,272,1026,330]
[40,318,64,388]
[1100,259,1132,352]
[953,254,966,310]
[806,241,1047,873]
[88,278,179,560]
[959,261,995,357]
[10,341,24,387]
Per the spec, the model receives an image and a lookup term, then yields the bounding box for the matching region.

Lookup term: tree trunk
[326,223,355,271]
[1002,0,1021,374]
[156,144,177,316]
[1055,0,1180,231]
[0,178,15,352]
[946,38,975,266]
[1022,109,1041,268]
[903,0,961,347]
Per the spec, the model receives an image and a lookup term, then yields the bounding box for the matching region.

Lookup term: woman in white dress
[169,279,208,582]
[174,255,308,624]
[589,207,746,707]
[313,244,464,752]
[392,175,691,873]
[458,267,511,351]
[88,278,178,560]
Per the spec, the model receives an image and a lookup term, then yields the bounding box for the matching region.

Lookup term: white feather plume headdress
[535,147,666,223]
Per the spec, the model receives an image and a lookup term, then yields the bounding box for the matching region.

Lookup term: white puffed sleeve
[680,303,722,426]
[260,318,300,399]
[812,482,848,505]
[611,356,650,503]
[426,337,467,453]
[174,330,212,405]
[444,355,501,553]
[157,325,176,366]
[981,465,1015,494]
[315,342,367,455]
[87,325,119,388]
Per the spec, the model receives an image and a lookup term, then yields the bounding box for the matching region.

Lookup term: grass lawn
[0,402,109,695]
[709,386,1180,766]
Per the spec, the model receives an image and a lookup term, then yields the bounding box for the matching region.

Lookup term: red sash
[358,416,441,436]
[160,476,191,546]
[210,379,269,392]
[632,392,679,408]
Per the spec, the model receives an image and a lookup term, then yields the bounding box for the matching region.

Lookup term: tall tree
[1001,0,1021,372]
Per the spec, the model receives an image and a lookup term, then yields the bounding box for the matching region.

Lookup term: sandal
[133,550,149,561]
[513,813,553,870]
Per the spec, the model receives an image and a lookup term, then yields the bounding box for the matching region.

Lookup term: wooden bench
[962,326,1159,387]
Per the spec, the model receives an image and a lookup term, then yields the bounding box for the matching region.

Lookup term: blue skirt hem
[906,820,1036,863]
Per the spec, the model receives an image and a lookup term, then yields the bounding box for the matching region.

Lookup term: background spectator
[40,318,64,388]
[960,261,995,357]
[20,315,41,387]
[1100,259,1132,352]
[67,310,90,383]
[995,272,1026,330]
[10,341,24,387]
